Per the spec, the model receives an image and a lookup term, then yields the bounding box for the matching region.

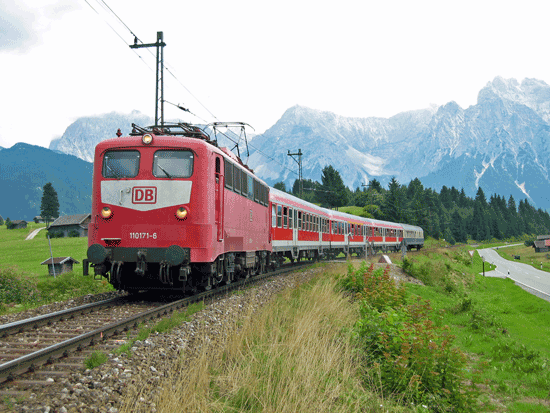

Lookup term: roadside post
[482,257,485,277]
[47,234,56,278]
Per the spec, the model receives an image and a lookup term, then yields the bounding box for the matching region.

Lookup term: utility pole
[130,31,166,127]
[287,149,303,198]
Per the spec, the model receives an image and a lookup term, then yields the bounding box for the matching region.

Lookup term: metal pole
[48,234,56,278]
[129,32,166,127]
[287,149,303,198]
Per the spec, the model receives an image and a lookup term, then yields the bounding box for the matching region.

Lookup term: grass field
[0,222,113,313]
[0,222,89,277]
[494,244,550,273]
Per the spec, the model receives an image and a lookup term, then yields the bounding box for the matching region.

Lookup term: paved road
[478,247,550,302]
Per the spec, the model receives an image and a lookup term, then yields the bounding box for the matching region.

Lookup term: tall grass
[122,274,407,412]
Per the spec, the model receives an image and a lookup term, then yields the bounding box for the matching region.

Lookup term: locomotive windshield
[103,151,140,178]
[153,150,194,178]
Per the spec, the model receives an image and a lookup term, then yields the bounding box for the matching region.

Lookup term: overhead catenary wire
[84,0,219,124]
[83,0,299,177]
[82,0,154,74]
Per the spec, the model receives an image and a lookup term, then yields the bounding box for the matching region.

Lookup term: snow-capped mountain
[49,111,153,162]
[47,77,550,211]
[246,77,550,210]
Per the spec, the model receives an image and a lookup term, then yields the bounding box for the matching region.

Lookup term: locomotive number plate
[129,232,158,240]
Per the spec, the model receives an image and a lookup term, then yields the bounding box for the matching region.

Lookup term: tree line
[274,166,550,243]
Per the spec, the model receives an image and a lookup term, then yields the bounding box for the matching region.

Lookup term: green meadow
[0,222,113,313]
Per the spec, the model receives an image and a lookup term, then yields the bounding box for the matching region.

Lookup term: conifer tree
[41,182,60,226]
[316,165,348,209]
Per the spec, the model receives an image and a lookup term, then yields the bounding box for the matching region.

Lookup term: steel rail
[0,297,124,338]
[0,263,309,383]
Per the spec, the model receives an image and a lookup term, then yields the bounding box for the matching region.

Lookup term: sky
[1,0,550,149]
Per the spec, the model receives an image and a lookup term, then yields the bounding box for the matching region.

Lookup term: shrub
[354,298,478,412]
[342,261,479,411]
[54,231,64,238]
[68,229,80,238]
[0,266,41,307]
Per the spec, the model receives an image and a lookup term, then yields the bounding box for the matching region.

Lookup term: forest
[273,165,550,243]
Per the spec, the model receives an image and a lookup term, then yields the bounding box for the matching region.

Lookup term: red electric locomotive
[86,123,271,293]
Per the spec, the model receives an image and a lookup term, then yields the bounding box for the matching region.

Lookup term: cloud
[0,1,81,53]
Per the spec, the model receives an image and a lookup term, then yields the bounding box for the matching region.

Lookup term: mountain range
[1,76,549,219]
[245,77,550,210]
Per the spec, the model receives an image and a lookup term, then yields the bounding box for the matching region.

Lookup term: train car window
[272,205,276,227]
[247,176,254,199]
[153,150,193,178]
[103,150,140,178]
[277,205,282,228]
[215,157,221,174]
[224,160,233,189]
[283,207,288,228]
[288,208,293,229]
[298,211,302,229]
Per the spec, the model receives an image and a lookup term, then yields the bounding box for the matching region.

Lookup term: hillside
[0,143,93,220]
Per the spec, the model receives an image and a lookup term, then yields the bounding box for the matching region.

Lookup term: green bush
[0,266,41,307]
[68,229,80,238]
[340,261,479,411]
[54,231,64,238]
[354,298,479,412]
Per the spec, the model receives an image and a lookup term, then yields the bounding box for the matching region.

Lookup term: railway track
[0,262,309,398]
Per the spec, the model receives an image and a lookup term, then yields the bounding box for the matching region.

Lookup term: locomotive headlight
[176,206,188,220]
[101,207,113,219]
[142,134,153,145]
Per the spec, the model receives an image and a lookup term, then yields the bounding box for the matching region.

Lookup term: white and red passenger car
[86,124,423,292]
[269,188,423,265]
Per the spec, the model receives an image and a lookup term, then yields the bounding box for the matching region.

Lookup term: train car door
[215,156,224,241]
[292,209,298,244]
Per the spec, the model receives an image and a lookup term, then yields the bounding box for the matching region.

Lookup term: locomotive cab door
[215,157,224,241]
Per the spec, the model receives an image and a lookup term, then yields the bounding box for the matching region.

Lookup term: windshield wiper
[157,165,172,179]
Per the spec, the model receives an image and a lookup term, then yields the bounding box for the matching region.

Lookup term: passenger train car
[85,124,423,292]
[269,188,423,266]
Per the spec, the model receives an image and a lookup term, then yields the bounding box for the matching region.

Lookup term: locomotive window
[103,150,140,178]
[277,205,282,228]
[247,176,254,199]
[153,150,193,178]
[234,168,242,194]
[242,172,248,196]
[225,160,233,189]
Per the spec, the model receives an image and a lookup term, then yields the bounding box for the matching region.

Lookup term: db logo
[132,186,157,204]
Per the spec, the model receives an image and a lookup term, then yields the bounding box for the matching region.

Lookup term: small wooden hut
[40,257,80,276]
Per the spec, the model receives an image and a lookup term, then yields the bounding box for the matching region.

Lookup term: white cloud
[1,0,550,148]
